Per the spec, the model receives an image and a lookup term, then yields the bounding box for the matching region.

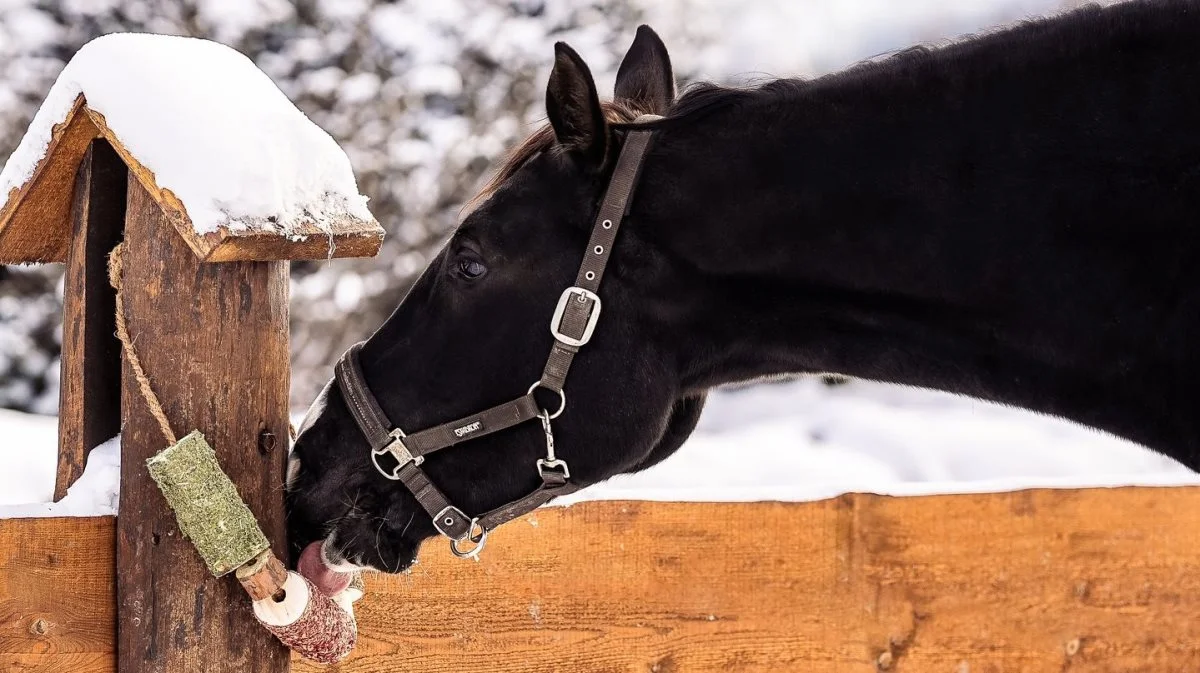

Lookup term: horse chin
[323,518,422,575]
[320,534,382,574]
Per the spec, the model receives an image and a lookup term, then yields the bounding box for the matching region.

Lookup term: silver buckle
[370,429,423,480]
[537,458,571,480]
[550,287,601,347]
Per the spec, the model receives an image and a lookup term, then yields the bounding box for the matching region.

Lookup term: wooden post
[115,176,291,673]
[55,139,126,501]
[0,72,381,673]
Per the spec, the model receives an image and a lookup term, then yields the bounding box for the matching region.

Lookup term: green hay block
[146,430,270,577]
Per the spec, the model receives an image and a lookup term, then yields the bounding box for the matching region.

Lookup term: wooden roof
[0,96,384,263]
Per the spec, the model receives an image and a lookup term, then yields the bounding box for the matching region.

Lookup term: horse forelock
[464,100,649,216]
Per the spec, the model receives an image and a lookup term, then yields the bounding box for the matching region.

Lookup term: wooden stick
[235,549,289,602]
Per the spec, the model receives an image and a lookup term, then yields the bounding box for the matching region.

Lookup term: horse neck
[631,64,1200,465]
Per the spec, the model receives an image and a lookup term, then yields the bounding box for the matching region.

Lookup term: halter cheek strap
[334,124,657,559]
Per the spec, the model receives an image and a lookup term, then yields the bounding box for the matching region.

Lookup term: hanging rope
[108,242,177,445]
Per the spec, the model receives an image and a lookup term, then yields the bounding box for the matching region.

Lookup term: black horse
[289,0,1200,572]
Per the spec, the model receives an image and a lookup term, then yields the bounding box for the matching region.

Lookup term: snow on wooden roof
[0,33,384,263]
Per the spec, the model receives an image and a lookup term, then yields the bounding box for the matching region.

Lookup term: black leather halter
[334,124,656,559]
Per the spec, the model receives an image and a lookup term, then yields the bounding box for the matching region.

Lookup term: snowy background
[3,0,1197,513]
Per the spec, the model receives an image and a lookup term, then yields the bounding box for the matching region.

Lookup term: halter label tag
[454,421,482,438]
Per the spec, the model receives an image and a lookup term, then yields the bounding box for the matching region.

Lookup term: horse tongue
[298,541,353,597]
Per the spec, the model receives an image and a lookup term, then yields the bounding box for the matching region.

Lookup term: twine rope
[108,242,177,445]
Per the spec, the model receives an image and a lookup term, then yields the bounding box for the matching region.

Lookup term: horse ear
[547,42,608,167]
[615,25,675,115]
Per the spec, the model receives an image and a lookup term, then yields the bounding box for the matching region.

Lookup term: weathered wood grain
[0,517,115,673]
[196,222,385,264]
[297,489,1200,673]
[115,176,291,673]
[0,96,99,264]
[55,139,126,501]
[6,488,1200,672]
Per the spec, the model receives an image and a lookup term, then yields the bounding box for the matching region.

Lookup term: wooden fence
[5,486,1199,672]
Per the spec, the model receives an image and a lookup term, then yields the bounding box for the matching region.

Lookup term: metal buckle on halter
[449,518,488,560]
[535,411,571,480]
[370,429,423,480]
[550,286,601,347]
[536,458,570,480]
[436,506,489,561]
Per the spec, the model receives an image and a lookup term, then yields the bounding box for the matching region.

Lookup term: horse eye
[457,257,487,280]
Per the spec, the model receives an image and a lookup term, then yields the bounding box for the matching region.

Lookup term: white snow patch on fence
[0,32,371,235]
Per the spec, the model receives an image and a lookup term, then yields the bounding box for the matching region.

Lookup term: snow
[557,378,1200,505]
[0,32,372,235]
[639,0,1096,82]
[0,429,119,517]
[2,377,1197,519]
[0,406,56,504]
[0,0,1106,415]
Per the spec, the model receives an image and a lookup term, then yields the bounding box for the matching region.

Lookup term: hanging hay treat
[146,431,270,576]
[147,432,359,663]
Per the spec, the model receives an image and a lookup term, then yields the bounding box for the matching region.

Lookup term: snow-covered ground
[561,378,1200,504]
[2,377,1196,517]
[0,408,122,516]
[0,406,56,504]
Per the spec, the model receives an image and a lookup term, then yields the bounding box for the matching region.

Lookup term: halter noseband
[334,122,657,560]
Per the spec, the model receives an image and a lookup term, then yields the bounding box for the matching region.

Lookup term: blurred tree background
[0,0,1087,414]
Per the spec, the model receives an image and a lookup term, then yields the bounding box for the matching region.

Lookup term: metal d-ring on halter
[334,119,659,560]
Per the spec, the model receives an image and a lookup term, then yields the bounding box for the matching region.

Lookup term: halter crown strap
[540,128,655,391]
[334,125,656,558]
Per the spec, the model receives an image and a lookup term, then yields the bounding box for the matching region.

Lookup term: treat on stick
[147,431,357,664]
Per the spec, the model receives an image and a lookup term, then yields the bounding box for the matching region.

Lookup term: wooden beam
[195,219,385,263]
[0,516,115,673]
[0,96,100,264]
[6,487,1200,672]
[115,176,291,673]
[0,97,382,265]
[55,139,126,501]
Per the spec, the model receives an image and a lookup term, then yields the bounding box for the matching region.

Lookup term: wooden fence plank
[0,517,114,672]
[55,139,126,501]
[4,487,1200,672]
[301,489,1200,673]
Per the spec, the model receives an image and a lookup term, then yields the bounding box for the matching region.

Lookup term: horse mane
[475,0,1160,204]
[662,3,1141,123]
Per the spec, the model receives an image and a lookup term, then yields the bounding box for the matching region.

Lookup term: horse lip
[322,532,381,574]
